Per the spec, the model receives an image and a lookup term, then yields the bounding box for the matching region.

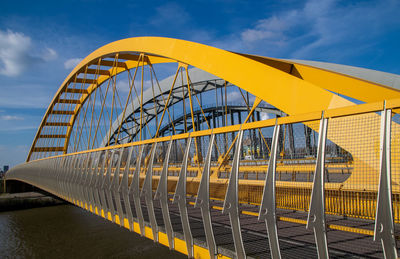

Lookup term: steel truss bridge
[6,37,400,258]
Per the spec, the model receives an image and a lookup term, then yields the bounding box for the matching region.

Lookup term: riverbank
[0,192,65,212]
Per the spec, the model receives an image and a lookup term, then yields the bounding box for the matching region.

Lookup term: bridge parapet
[7,98,400,258]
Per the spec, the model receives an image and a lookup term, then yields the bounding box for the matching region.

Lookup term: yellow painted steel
[19,98,400,223]
[240,54,400,103]
[27,37,400,193]
[28,36,363,161]
[18,36,400,257]
[27,98,400,163]
[27,54,173,161]
[88,202,229,258]
[9,173,397,254]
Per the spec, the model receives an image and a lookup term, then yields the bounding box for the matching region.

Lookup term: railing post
[65,156,75,202]
[92,151,103,215]
[52,158,57,192]
[104,150,116,221]
[86,153,95,210]
[57,157,66,199]
[58,157,66,197]
[120,146,135,231]
[259,122,281,259]
[223,130,246,259]
[71,155,80,204]
[99,150,110,217]
[81,153,91,209]
[173,137,194,258]
[141,143,159,242]
[77,154,86,207]
[307,116,329,259]
[195,134,217,259]
[111,148,125,226]
[76,154,86,207]
[57,157,63,198]
[155,139,175,250]
[375,106,398,258]
[130,145,145,236]
[86,152,97,213]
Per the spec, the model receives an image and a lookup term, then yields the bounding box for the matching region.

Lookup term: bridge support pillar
[374,107,398,259]
[259,122,281,259]
[174,137,194,258]
[223,130,246,259]
[196,134,217,259]
[307,116,329,259]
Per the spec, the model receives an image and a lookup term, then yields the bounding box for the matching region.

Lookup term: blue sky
[0,0,399,167]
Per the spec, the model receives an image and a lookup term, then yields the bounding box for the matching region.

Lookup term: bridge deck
[105,193,395,258]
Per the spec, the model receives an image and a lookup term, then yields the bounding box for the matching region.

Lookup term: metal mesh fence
[325,112,380,221]
[9,102,400,258]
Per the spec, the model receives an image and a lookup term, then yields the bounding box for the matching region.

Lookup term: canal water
[0,204,185,258]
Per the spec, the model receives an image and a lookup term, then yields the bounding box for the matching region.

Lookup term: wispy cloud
[0,125,36,132]
[0,115,23,121]
[0,82,53,108]
[241,14,292,45]
[0,29,57,76]
[213,0,400,61]
[0,111,40,132]
[260,112,271,120]
[64,57,83,70]
[226,91,242,103]
[42,47,57,61]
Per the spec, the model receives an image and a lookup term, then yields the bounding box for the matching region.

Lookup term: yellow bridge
[5,37,400,258]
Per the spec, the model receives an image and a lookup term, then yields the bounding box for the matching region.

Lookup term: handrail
[28,97,400,162]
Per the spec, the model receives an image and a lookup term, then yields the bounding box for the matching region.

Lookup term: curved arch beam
[63,56,175,154]
[28,36,399,178]
[72,37,352,115]
[238,53,400,103]
[27,54,174,161]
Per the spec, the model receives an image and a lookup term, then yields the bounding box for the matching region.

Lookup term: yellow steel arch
[28,36,400,190]
[27,54,173,161]
[66,37,352,114]
[240,53,400,103]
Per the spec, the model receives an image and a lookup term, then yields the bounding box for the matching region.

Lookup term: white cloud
[0,82,53,108]
[115,79,153,93]
[214,0,400,61]
[0,115,23,121]
[0,125,36,132]
[0,29,58,77]
[260,112,271,120]
[64,57,83,69]
[0,29,32,76]
[116,79,130,92]
[226,91,242,103]
[42,47,57,61]
[241,14,293,45]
